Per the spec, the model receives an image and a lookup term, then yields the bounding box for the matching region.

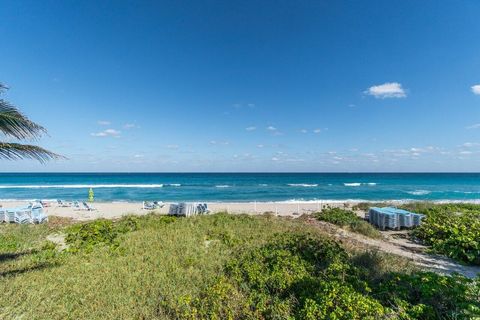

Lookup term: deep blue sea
[0,173,480,202]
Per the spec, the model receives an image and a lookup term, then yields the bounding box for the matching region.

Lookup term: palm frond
[0,142,65,163]
[0,100,47,140]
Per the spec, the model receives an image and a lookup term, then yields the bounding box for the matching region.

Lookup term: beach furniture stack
[368,207,424,230]
[0,202,48,224]
[168,202,209,217]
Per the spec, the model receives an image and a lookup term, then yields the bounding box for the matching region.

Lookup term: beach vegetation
[315,207,382,238]
[65,216,139,253]
[399,203,480,265]
[0,213,478,319]
[352,202,480,265]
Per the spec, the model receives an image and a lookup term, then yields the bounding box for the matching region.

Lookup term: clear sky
[1,0,480,172]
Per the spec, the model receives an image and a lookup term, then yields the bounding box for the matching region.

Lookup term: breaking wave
[0,184,164,189]
[344,182,376,187]
[406,190,431,195]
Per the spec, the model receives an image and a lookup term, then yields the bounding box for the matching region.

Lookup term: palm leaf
[0,142,64,163]
[0,100,47,140]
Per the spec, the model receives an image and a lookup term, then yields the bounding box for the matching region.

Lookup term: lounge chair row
[58,200,96,211]
[168,202,209,217]
[0,203,48,224]
[73,201,97,211]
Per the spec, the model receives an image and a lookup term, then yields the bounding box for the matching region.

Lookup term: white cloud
[90,129,121,138]
[300,129,308,133]
[471,85,480,95]
[313,129,321,134]
[271,157,279,161]
[245,126,256,131]
[460,151,473,155]
[210,140,229,145]
[462,142,480,148]
[133,154,144,158]
[233,102,256,108]
[285,158,304,162]
[266,126,282,136]
[124,123,136,129]
[467,123,480,129]
[97,120,111,126]
[257,144,264,148]
[365,82,406,99]
[166,144,179,149]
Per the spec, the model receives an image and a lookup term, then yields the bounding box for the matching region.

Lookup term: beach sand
[0,200,359,221]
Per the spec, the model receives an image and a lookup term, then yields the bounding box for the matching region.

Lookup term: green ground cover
[401,203,480,265]
[0,213,478,319]
[315,207,382,238]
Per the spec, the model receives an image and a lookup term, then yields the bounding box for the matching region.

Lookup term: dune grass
[0,214,306,319]
[0,213,478,319]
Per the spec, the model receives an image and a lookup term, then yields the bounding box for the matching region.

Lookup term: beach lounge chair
[143,201,156,210]
[153,201,165,208]
[195,203,210,215]
[82,202,97,211]
[57,200,72,207]
[12,209,31,224]
[6,209,16,223]
[40,200,50,207]
[168,203,178,215]
[0,208,6,223]
[73,201,84,210]
[31,205,48,224]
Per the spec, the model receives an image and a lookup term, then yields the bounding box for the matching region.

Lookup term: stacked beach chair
[168,202,210,217]
[0,202,48,224]
[368,207,424,230]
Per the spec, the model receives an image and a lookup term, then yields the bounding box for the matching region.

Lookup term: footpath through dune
[305,217,480,278]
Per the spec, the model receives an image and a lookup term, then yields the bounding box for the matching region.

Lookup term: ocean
[0,172,480,202]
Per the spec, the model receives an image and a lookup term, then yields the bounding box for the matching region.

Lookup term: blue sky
[1,0,480,172]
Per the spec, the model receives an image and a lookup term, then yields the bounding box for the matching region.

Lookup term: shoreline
[2,198,480,203]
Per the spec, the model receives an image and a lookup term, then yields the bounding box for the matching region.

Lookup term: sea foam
[406,190,431,195]
[0,184,164,189]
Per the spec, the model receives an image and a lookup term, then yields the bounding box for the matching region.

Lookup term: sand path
[305,218,480,278]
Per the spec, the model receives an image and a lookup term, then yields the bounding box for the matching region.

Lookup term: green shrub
[315,208,382,238]
[411,206,480,265]
[65,216,139,252]
[377,272,480,319]
[180,234,391,319]
[175,232,480,319]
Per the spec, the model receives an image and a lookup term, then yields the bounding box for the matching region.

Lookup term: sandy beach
[0,200,360,221]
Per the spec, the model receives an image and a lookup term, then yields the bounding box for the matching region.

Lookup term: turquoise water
[0,173,479,202]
